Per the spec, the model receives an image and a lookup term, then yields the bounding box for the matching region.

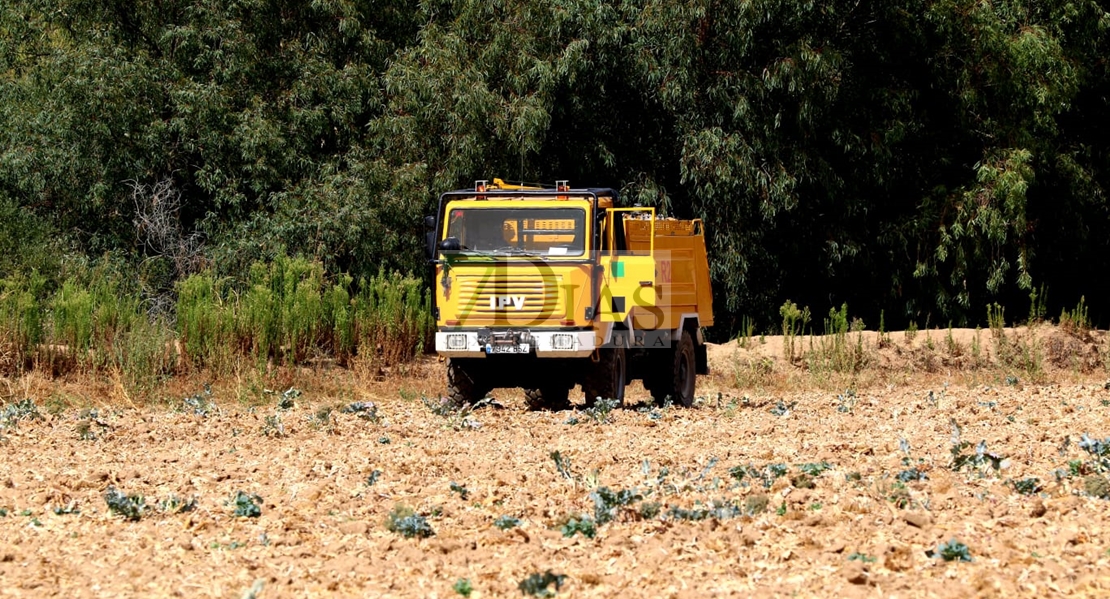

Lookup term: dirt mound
[712,324,1108,389]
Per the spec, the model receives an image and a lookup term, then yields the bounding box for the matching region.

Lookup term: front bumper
[435,330,598,358]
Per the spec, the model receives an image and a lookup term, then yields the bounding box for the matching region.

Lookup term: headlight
[447,334,468,350]
[553,334,575,350]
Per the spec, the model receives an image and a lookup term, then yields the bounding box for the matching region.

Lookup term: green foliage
[1,398,41,428]
[261,415,286,438]
[779,301,810,363]
[933,539,973,562]
[452,578,473,598]
[449,482,469,501]
[1060,297,1091,334]
[230,491,263,518]
[560,515,596,539]
[181,385,216,417]
[1,0,1110,333]
[104,486,146,521]
[518,571,566,598]
[590,486,643,525]
[386,505,434,539]
[582,397,619,424]
[810,304,866,373]
[1011,478,1042,495]
[493,515,521,530]
[729,463,790,489]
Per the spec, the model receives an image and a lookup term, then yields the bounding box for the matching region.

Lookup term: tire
[446,358,488,406]
[523,387,572,411]
[582,347,627,407]
[670,330,697,407]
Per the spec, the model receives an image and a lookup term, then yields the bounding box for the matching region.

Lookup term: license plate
[487,344,530,354]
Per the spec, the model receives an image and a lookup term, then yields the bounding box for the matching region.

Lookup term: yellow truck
[425,179,713,409]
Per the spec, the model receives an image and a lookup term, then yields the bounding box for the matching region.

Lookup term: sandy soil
[2,326,1110,598]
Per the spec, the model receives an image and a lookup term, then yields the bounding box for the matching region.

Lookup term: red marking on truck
[658,260,672,284]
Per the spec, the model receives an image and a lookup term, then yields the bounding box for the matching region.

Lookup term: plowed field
[2,328,1110,598]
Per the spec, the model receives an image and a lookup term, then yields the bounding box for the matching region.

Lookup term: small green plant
[775,501,787,516]
[797,462,832,477]
[987,303,1006,337]
[583,397,619,424]
[769,399,796,417]
[945,324,961,356]
[590,486,643,525]
[449,481,469,500]
[1078,434,1110,472]
[848,552,876,563]
[639,501,662,519]
[836,389,857,413]
[160,495,197,513]
[780,300,811,363]
[1,398,42,430]
[75,416,100,441]
[422,395,492,430]
[453,578,473,597]
[494,515,521,530]
[560,515,596,538]
[274,387,301,409]
[230,491,263,518]
[181,385,216,416]
[737,315,756,348]
[878,310,891,348]
[744,494,769,515]
[366,470,382,486]
[341,401,379,422]
[261,414,286,438]
[386,505,434,539]
[933,538,972,562]
[518,571,566,598]
[105,486,147,521]
[904,320,918,343]
[551,451,574,479]
[1027,284,1048,325]
[729,463,789,488]
[897,438,929,481]
[52,501,80,515]
[1011,478,1042,495]
[310,405,335,431]
[887,481,912,508]
[949,422,1005,475]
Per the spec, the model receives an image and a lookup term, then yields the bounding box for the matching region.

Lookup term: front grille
[455,274,563,323]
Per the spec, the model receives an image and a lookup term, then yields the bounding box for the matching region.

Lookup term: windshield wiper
[491,246,547,259]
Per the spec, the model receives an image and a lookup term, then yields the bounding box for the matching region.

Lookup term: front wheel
[523,386,571,411]
[582,347,626,406]
[446,359,489,406]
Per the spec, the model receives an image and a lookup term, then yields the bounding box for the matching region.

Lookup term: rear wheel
[523,386,572,411]
[671,331,697,407]
[582,347,626,407]
[446,359,489,406]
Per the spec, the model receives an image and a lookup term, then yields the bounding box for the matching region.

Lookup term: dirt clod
[1083,475,1110,499]
[902,510,932,528]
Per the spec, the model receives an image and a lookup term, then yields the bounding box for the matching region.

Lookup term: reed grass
[0,255,431,389]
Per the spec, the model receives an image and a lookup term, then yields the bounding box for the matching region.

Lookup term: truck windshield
[445,207,586,257]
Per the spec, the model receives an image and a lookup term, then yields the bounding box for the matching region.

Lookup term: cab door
[599,208,656,322]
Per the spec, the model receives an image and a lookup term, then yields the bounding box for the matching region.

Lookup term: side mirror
[438,237,461,252]
[423,215,437,260]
